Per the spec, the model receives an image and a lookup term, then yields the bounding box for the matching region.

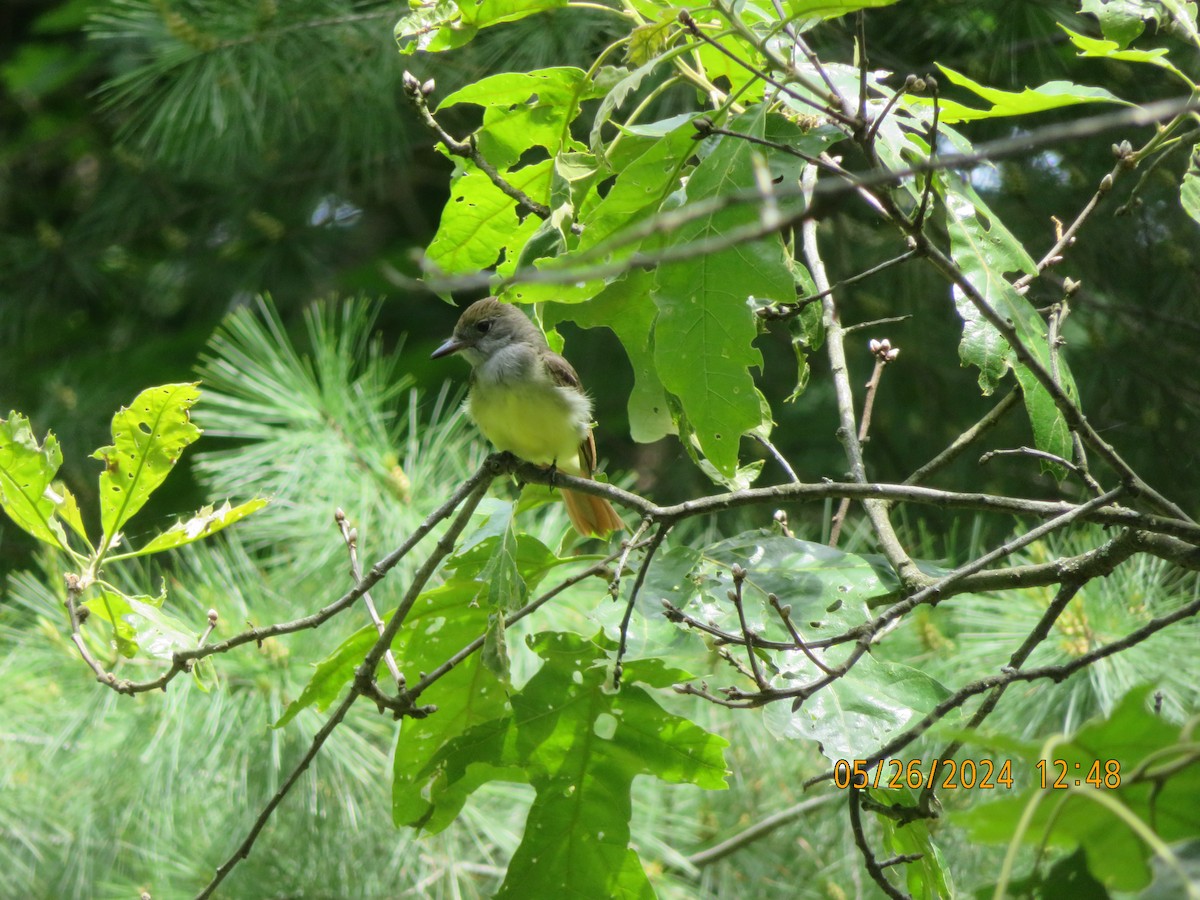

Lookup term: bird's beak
[431,336,464,359]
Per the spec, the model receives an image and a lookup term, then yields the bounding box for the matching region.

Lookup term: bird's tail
[562,486,623,538]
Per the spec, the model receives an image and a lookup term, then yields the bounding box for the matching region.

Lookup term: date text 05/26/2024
[832,758,1123,791]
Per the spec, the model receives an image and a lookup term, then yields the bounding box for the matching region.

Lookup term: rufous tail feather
[562,487,623,537]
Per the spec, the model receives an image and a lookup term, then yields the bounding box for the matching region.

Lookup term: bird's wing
[543,351,597,477]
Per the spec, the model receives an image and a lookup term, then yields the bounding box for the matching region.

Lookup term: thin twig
[979,446,1085,478]
[904,388,1021,486]
[504,458,1200,547]
[77,458,500,696]
[400,72,580,233]
[752,433,800,484]
[613,522,672,687]
[769,593,835,674]
[803,169,918,580]
[843,314,912,336]
[336,508,402,687]
[1014,163,1121,290]
[912,76,940,230]
[678,11,852,126]
[760,251,918,322]
[849,789,911,899]
[1046,299,1102,494]
[680,795,839,869]
[830,341,899,545]
[727,565,768,689]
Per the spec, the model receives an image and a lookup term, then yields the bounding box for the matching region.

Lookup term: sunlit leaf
[0,413,68,550]
[117,498,270,559]
[92,383,202,545]
[651,106,796,477]
[394,0,567,54]
[438,68,595,169]
[911,65,1128,123]
[426,160,553,274]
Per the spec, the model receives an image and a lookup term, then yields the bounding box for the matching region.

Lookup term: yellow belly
[468,380,588,472]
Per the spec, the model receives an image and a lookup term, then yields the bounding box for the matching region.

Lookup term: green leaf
[53,482,90,545]
[1079,0,1179,48]
[426,159,553,274]
[764,654,954,760]
[482,611,511,681]
[954,290,1012,394]
[0,412,68,549]
[651,106,794,477]
[91,383,202,545]
[1059,23,1181,76]
[394,0,568,54]
[84,586,194,661]
[275,622,376,728]
[478,509,527,611]
[441,498,570,592]
[84,588,141,658]
[548,270,675,443]
[476,632,726,897]
[1183,145,1200,227]
[626,18,673,66]
[586,117,696,248]
[392,581,512,829]
[877,789,955,899]
[402,631,728,894]
[692,530,885,639]
[116,498,269,559]
[912,65,1128,123]
[942,180,1079,471]
[956,687,1200,893]
[589,59,665,158]
[784,0,898,18]
[438,68,593,169]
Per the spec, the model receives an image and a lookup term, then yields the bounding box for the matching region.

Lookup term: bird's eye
[475,320,491,334]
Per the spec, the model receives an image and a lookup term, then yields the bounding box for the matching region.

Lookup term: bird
[431,297,624,537]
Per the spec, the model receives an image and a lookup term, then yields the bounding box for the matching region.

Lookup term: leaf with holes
[426,160,553,275]
[414,632,728,896]
[0,412,68,550]
[92,383,202,545]
[115,498,269,559]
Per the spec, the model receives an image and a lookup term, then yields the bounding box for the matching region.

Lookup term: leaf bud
[421,78,436,96]
[1098,173,1114,193]
[207,608,219,625]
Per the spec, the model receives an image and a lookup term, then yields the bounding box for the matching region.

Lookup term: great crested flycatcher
[431,297,624,537]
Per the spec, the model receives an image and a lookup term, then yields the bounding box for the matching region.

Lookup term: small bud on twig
[207,609,219,626]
